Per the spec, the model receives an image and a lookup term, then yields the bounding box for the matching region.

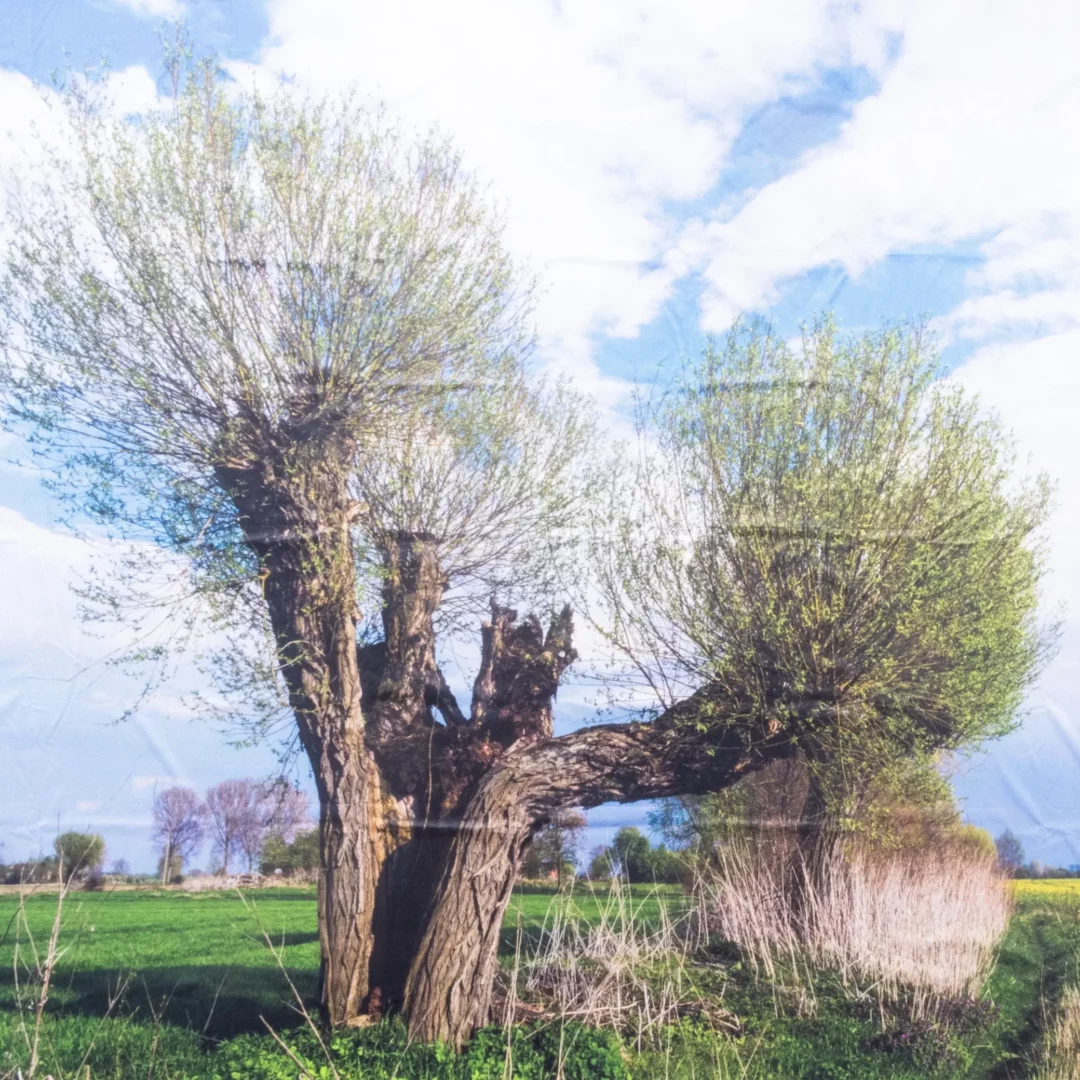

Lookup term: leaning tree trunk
[403,699,796,1048]
[403,769,535,1045]
[313,744,407,1021]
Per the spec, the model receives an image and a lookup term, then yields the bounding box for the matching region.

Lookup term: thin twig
[260,1016,321,1080]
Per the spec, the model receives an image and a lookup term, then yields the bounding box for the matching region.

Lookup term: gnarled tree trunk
[404,696,796,1048]
[403,767,535,1044]
[218,452,402,1024]
[223,454,806,1040]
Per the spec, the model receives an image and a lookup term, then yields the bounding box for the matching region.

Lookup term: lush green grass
[2,880,1079,1078]
[0,883,685,1037]
[0,886,320,1038]
[503,882,689,955]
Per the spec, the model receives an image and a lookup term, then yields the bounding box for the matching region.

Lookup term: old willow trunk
[217,452,402,1025]
[401,767,535,1043]
[221,454,809,1040]
[358,532,455,1008]
[404,694,797,1048]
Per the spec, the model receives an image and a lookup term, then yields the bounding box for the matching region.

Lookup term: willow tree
[0,57,1053,1051]
[587,320,1055,891]
[0,62,589,1030]
[397,331,1050,1046]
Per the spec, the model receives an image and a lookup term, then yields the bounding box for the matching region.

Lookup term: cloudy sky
[2,0,1079,871]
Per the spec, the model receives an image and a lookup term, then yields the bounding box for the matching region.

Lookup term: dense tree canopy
[590,321,1054,807]
[54,832,105,880]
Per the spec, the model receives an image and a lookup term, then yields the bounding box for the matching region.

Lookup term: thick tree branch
[365,532,447,740]
[370,605,580,814]
[402,683,795,1046]
[471,604,575,727]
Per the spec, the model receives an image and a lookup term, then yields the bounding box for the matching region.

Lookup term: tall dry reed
[1037,983,1080,1080]
[700,841,1011,1019]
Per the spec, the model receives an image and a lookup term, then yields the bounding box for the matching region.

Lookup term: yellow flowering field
[1012,878,1080,901]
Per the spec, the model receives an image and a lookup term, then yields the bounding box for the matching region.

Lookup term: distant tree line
[0,778,315,887]
[515,813,685,888]
[586,827,684,885]
[994,828,1080,879]
[0,831,108,887]
[152,778,314,882]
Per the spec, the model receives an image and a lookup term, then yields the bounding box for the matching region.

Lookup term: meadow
[0,879,1078,1078]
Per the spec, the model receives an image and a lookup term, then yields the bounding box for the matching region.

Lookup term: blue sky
[2,0,1080,872]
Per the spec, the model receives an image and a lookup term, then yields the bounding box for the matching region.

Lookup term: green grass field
[0,884,685,1039]
[1,880,1078,1078]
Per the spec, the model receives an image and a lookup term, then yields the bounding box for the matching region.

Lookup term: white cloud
[75,800,102,813]
[0,65,167,252]
[248,0,898,377]
[950,329,1080,607]
[98,64,166,116]
[0,69,58,179]
[109,0,185,18]
[131,775,182,793]
[685,1,1080,337]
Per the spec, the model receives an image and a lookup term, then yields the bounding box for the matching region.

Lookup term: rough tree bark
[217,450,399,1024]
[365,599,578,1008]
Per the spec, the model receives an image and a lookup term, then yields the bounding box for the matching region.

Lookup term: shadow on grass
[498,923,547,957]
[259,930,320,948]
[0,963,319,1042]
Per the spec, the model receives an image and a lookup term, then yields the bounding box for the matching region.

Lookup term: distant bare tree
[228,780,314,872]
[152,787,205,885]
[995,828,1025,876]
[204,780,256,875]
[258,780,312,843]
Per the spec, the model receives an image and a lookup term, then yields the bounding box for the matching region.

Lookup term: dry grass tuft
[700,841,1010,1020]
[1037,983,1080,1080]
[500,878,735,1049]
